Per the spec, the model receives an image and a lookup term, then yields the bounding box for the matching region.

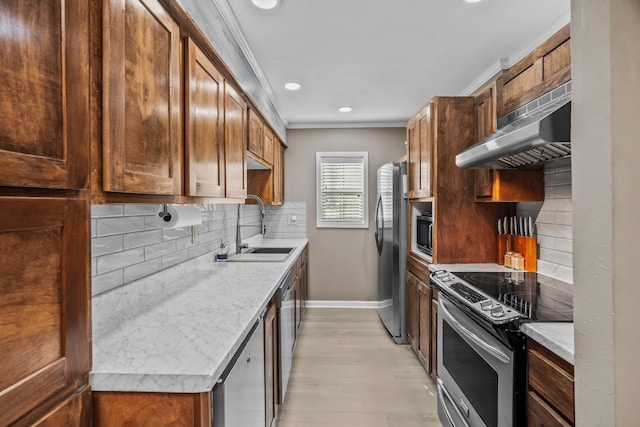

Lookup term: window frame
[315,151,369,229]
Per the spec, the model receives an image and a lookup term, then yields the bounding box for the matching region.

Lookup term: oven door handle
[437,378,470,427]
[440,298,511,364]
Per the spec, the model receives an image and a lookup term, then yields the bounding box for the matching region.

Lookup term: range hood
[456,97,571,169]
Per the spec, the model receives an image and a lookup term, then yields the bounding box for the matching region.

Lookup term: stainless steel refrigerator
[374,160,407,344]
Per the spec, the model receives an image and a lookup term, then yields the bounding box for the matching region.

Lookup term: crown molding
[287,121,407,129]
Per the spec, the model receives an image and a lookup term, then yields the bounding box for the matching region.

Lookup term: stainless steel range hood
[456,97,571,169]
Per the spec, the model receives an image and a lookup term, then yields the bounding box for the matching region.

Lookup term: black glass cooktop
[450,271,573,322]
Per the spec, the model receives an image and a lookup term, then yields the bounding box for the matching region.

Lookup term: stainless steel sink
[227,247,295,262]
[245,247,294,254]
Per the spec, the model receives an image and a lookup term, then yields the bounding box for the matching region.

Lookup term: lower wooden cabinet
[406,269,434,374]
[94,391,211,427]
[0,196,90,426]
[527,339,575,426]
[31,386,92,427]
[430,290,438,379]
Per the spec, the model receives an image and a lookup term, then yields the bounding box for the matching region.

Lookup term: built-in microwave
[416,215,433,256]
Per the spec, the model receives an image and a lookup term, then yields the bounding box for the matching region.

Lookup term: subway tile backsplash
[517,157,573,283]
[90,201,307,296]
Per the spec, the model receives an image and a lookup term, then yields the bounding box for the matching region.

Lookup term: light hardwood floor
[277,308,442,427]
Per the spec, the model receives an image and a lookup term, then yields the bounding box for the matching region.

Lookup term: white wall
[572,0,640,424]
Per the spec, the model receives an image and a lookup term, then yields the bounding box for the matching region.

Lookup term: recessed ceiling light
[251,0,279,9]
[284,82,301,91]
[338,106,353,113]
[465,0,483,3]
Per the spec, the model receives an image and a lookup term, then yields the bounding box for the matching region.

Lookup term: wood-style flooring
[277,308,442,427]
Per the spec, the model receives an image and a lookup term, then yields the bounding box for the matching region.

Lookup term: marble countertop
[90,235,308,393]
[427,262,574,364]
[521,323,574,364]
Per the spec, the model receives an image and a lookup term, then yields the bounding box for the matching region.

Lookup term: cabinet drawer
[528,341,574,423]
[527,391,571,427]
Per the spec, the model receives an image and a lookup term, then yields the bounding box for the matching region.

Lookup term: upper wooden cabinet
[263,127,275,166]
[248,109,264,159]
[0,0,89,190]
[102,0,182,195]
[407,103,434,199]
[473,83,545,202]
[185,38,225,198]
[272,140,284,205]
[224,83,248,199]
[498,25,570,117]
[0,197,90,426]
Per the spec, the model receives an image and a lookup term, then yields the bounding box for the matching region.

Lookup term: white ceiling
[224,0,570,128]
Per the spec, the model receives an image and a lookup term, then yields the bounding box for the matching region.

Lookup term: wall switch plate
[288,215,297,225]
[191,225,200,243]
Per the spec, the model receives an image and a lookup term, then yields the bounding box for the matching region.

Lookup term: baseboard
[306,300,383,309]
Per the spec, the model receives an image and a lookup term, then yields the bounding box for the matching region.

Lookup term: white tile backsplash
[517,157,573,283]
[90,201,307,296]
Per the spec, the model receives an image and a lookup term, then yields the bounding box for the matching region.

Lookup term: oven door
[437,295,515,427]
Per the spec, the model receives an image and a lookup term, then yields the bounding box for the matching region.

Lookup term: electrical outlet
[288,215,297,225]
[191,225,200,243]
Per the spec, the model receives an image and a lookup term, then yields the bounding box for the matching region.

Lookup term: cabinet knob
[246,356,251,363]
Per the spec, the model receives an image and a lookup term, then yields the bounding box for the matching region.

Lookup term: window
[316,152,368,228]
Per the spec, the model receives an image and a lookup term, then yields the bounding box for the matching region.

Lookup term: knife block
[497,235,537,272]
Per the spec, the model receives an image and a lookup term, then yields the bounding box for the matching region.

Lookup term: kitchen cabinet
[408,97,511,263]
[185,38,225,198]
[430,290,438,379]
[264,300,278,427]
[473,81,545,202]
[527,339,575,426]
[248,108,265,159]
[272,140,285,205]
[0,0,89,190]
[497,25,571,117]
[406,272,419,353]
[32,386,92,427]
[93,392,211,426]
[102,0,182,196]
[0,197,90,426]
[263,127,275,166]
[406,103,433,199]
[224,82,248,199]
[406,269,433,373]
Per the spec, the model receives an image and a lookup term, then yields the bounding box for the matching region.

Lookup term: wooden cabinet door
[272,141,284,205]
[103,0,182,195]
[263,127,275,165]
[31,386,92,427]
[406,272,419,353]
[407,105,433,199]
[430,292,438,378]
[185,38,225,198]
[248,109,264,158]
[417,279,432,372]
[498,25,570,117]
[0,0,89,190]
[474,83,498,199]
[264,302,277,427]
[224,83,247,199]
[0,197,90,426]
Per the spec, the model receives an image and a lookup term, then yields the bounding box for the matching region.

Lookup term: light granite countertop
[90,235,308,393]
[428,262,574,365]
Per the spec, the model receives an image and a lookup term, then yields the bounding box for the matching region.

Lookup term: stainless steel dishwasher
[212,316,265,427]
[276,271,293,404]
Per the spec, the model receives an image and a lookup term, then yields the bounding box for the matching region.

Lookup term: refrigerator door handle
[374,195,384,254]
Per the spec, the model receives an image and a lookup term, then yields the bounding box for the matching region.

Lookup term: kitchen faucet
[235,194,266,254]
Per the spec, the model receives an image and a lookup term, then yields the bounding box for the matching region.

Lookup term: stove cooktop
[433,270,573,324]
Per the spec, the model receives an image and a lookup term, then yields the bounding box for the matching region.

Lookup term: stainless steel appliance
[415,214,433,256]
[375,160,407,344]
[276,271,293,403]
[212,317,266,427]
[430,270,572,427]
